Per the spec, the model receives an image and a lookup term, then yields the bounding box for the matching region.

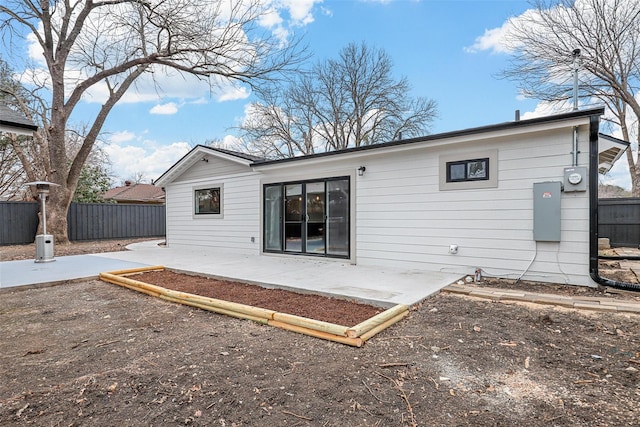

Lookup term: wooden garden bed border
[99,266,409,347]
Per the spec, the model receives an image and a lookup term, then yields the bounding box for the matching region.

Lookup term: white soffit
[598,134,629,174]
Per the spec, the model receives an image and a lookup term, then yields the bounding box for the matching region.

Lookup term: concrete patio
[0,240,463,307]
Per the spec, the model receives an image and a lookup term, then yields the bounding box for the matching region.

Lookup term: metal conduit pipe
[588,114,640,291]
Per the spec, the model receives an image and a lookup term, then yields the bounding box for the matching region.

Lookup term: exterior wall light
[357,166,366,176]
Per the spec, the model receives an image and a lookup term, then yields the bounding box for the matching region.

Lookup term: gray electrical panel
[533,182,562,242]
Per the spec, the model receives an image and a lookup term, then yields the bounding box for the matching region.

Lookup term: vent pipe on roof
[515,110,520,121]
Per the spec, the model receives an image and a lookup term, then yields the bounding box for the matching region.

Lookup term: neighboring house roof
[155,107,607,187]
[103,182,165,204]
[0,104,38,135]
[598,133,629,174]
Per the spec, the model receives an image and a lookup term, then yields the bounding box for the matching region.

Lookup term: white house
[155,107,629,288]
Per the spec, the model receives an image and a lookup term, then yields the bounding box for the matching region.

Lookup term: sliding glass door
[263,177,349,258]
[305,182,325,254]
[285,184,303,252]
[264,185,282,251]
[326,179,349,257]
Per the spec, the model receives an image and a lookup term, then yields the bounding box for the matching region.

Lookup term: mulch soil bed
[136,270,383,326]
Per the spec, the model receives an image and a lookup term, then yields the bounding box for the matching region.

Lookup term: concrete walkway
[1,241,462,307]
[0,255,150,290]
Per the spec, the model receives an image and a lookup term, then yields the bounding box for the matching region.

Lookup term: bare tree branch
[238,42,438,158]
[502,0,640,194]
[1,0,307,242]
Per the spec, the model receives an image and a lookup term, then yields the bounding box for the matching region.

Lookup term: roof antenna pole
[572,48,581,111]
[572,49,581,166]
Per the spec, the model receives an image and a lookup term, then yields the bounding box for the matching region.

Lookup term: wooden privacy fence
[0,202,40,246]
[0,202,165,245]
[598,198,640,248]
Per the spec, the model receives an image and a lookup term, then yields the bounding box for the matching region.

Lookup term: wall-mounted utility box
[563,166,587,192]
[533,182,562,242]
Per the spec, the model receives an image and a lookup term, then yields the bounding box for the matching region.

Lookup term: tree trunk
[47,107,72,243]
[46,185,73,244]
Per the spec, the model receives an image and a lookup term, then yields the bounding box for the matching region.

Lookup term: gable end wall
[165,157,261,253]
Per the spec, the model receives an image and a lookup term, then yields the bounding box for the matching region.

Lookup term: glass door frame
[262,176,350,259]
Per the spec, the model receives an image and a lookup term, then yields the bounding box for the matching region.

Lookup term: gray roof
[0,104,38,131]
[207,146,265,162]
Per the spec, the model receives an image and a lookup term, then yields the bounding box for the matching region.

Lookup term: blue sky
[95,0,543,183]
[11,0,629,187]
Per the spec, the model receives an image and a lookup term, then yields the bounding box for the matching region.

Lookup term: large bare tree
[501,0,640,194]
[0,0,305,242]
[239,42,438,158]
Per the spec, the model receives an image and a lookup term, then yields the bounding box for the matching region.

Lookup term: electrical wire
[515,242,538,284]
[555,244,571,284]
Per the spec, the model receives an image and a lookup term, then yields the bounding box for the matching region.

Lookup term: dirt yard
[1,240,640,426]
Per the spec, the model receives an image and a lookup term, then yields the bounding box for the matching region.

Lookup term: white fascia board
[155,146,252,187]
[599,134,629,152]
[0,126,36,136]
[200,147,254,166]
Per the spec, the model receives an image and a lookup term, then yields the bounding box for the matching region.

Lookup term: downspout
[589,114,640,291]
[572,126,579,166]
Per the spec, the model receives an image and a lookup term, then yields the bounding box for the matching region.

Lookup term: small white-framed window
[193,184,223,218]
[439,149,498,191]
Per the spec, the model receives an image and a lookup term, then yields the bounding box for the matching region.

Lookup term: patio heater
[24,181,60,263]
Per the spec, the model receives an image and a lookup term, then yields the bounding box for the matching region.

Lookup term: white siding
[165,157,262,253]
[352,125,592,285]
[164,119,595,286]
[172,156,249,182]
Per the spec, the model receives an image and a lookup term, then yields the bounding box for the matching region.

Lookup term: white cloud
[189,98,209,105]
[259,8,284,28]
[19,0,322,108]
[319,6,333,17]
[150,102,179,115]
[108,130,136,143]
[222,134,243,146]
[518,99,576,120]
[600,158,631,191]
[465,23,513,54]
[104,140,191,182]
[215,84,250,102]
[465,7,544,54]
[280,0,318,26]
[358,0,393,5]
[26,32,47,66]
